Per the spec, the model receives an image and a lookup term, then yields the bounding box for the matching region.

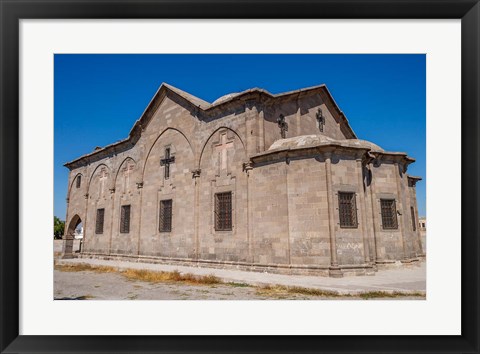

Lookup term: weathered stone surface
[62,83,423,277]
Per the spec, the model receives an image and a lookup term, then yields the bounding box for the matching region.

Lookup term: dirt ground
[54,269,336,300]
[54,267,424,300]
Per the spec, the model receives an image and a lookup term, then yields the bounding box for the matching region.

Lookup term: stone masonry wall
[330,155,367,265]
[64,86,421,276]
[286,156,331,266]
[263,93,349,150]
[198,127,248,262]
[250,160,289,265]
[139,128,195,258]
[369,162,404,261]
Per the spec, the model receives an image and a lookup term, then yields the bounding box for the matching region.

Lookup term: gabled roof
[162,83,210,109]
[64,83,357,169]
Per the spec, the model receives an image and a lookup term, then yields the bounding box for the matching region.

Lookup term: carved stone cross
[316,108,325,132]
[99,168,108,197]
[277,114,288,138]
[214,132,234,171]
[122,162,134,193]
[160,148,175,180]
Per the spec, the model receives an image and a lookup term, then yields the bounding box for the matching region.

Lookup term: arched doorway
[63,214,82,258]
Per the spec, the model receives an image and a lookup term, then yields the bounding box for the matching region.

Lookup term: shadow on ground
[55,296,94,300]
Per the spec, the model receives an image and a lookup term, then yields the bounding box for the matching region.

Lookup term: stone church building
[63,83,424,277]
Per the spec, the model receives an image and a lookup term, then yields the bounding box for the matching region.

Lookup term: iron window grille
[215,192,232,231]
[76,175,81,188]
[120,205,131,233]
[410,206,416,231]
[380,199,398,229]
[159,199,173,232]
[95,208,104,234]
[338,192,358,228]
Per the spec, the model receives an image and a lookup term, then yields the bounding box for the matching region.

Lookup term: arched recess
[196,126,248,262]
[63,214,82,257]
[67,172,84,200]
[113,157,137,193]
[198,126,246,169]
[86,163,111,199]
[141,127,194,180]
[139,127,196,257]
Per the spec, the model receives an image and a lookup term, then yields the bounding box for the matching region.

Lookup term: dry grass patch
[81,294,96,300]
[359,291,425,299]
[55,263,117,273]
[122,269,221,285]
[227,282,250,288]
[55,263,221,286]
[55,262,425,299]
[256,285,343,298]
[257,285,425,299]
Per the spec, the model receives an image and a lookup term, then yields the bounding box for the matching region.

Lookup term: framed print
[1,0,479,353]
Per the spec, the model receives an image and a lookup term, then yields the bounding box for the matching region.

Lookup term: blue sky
[54,54,426,219]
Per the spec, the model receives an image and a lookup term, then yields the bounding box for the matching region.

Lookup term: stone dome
[268,135,384,152]
[269,135,336,150]
[212,92,240,105]
[345,139,384,152]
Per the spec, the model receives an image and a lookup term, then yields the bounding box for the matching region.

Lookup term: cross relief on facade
[63,84,423,272]
[160,147,175,180]
[122,162,135,193]
[98,168,108,198]
[214,132,234,173]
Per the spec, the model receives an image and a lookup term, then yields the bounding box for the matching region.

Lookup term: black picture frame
[1,1,478,353]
